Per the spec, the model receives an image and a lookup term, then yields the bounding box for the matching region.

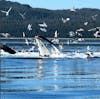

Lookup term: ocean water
[0,40,100,99]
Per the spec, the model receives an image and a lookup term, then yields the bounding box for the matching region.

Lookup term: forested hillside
[0,0,100,38]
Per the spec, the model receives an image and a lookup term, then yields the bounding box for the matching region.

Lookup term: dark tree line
[0,0,100,38]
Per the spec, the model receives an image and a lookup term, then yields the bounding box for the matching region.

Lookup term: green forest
[0,0,100,38]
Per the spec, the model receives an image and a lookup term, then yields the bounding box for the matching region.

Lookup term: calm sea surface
[0,40,100,99]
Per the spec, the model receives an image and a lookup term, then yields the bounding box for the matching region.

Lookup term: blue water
[0,40,100,99]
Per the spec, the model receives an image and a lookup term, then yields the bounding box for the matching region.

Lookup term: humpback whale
[0,44,16,54]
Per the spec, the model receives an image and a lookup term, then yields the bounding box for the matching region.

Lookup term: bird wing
[40,28,47,32]
[8,7,12,12]
[1,10,6,13]
[19,12,25,19]
[38,22,47,27]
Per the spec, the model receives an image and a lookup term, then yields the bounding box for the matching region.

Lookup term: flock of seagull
[0,4,100,59]
[0,6,100,42]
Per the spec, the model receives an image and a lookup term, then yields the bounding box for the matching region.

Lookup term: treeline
[0,0,100,38]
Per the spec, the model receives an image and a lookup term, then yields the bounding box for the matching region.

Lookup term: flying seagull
[84,22,88,26]
[22,32,29,45]
[88,27,100,31]
[38,22,47,27]
[94,30,100,38]
[62,17,70,23]
[22,32,25,38]
[69,7,76,12]
[0,33,10,38]
[87,45,90,51]
[76,28,84,32]
[69,31,75,37]
[19,12,26,20]
[75,28,84,37]
[92,14,98,21]
[54,30,59,38]
[40,27,47,32]
[52,30,59,44]
[27,24,32,31]
[1,7,12,16]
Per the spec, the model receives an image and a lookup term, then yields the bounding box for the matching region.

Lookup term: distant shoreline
[0,37,100,41]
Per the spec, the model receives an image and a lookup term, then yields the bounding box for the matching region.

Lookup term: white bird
[78,38,84,41]
[87,45,90,51]
[75,28,84,37]
[54,30,58,38]
[38,22,47,27]
[67,40,70,45]
[25,39,29,45]
[27,24,32,31]
[62,17,70,23]
[84,22,88,26]
[22,32,25,38]
[52,30,59,44]
[59,44,63,50]
[92,14,98,21]
[94,30,100,38]
[22,32,29,45]
[77,32,82,37]
[75,31,83,37]
[76,28,84,32]
[1,7,12,16]
[52,38,59,44]
[0,33,10,38]
[72,40,78,44]
[69,31,75,37]
[19,12,26,20]
[28,46,35,52]
[69,7,76,12]
[88,28,96,32]
[40,27,47,32]
[88,27,100,31]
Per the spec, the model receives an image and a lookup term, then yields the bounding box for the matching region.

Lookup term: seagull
[1,7,12,16]
[94,30,100,38]
[92,14,98,21]
[67,40,70,45]
[59,44,63,50]
[28,46,35,52]
[88,28,96,32]
[52,30,59,44]
[72,40,78,44]
[40,27,47,32]
[78,38,84,41]
[75,28,84,37]
[62,17,70,23]
[38,22,47,27]
[0,33,10,38]
[69,31,75,37]
[27,24,32,31]
[25,39,29,45]
[84,22,88,26]
[54,30,58,38]
[76,28,84,32]
[88,27,100,31]
[52,38,59,44]
[69,7,76,12]
[22,32,25,38]
[19,12,26,20]
[22,32,29,45]
[87,45,90,51]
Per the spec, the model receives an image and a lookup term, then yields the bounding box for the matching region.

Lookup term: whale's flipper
[0,44,16,54]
